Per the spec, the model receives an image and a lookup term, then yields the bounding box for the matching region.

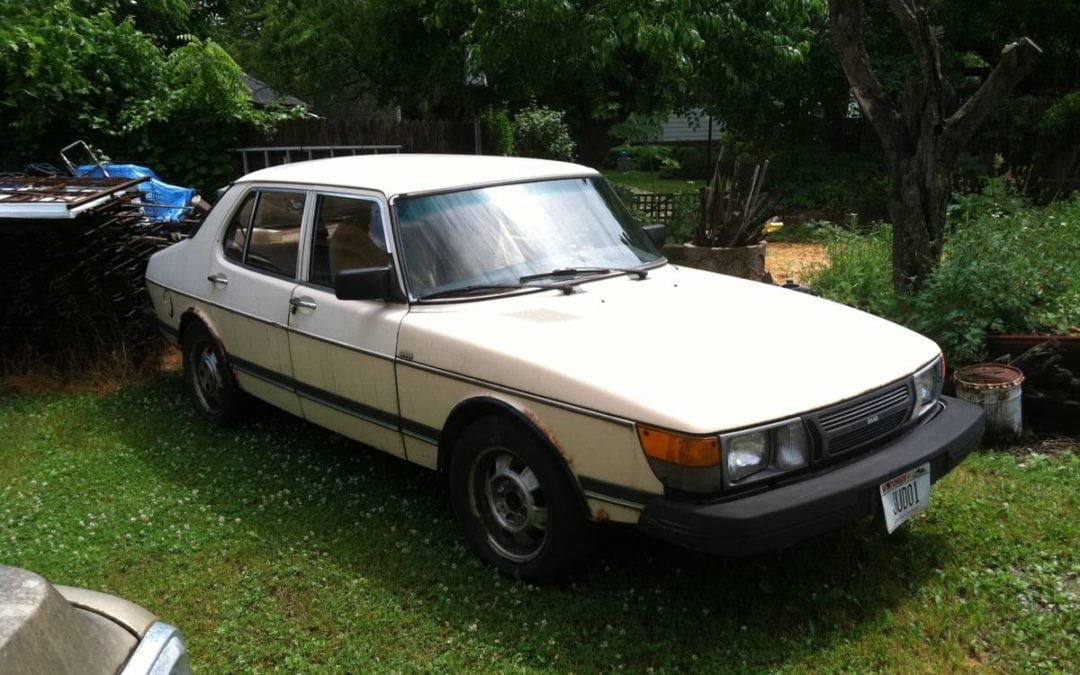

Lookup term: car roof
[237,154,599,197]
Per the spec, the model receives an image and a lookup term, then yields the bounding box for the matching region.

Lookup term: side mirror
[334,267,393,301]
[643,223,666,249]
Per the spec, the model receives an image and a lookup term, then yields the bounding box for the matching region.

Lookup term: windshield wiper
[417,281,571,301]
[519,266,648,283]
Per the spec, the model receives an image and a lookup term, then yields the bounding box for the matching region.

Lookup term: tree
[0,1,296,191]
[827,0,1041,292]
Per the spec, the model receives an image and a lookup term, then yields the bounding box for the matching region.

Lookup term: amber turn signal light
[637,424,720,467]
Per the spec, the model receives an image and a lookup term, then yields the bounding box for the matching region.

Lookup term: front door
[287,192,408,458]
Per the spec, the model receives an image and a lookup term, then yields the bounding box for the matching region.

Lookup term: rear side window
[221,190,306,278]
[308,195,388,287]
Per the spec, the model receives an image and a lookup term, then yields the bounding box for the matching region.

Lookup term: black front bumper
[637,396,985,556]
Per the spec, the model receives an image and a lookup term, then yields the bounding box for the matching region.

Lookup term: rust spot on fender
[520,406,573,468]
[183,307,227,352]
[591,507,610,522]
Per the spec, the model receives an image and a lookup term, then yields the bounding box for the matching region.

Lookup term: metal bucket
[954,363,1025,437]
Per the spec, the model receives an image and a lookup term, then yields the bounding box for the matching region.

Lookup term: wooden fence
[628,192,699,225]
[252,118,475,155]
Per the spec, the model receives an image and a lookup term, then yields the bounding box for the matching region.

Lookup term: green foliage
[612,143,680,173]
[0,3,299,194]
[807,224,898,317]
[0,1,163,165]
[1039,91,1080,140]
[511,104,575,161]
[122,37,299,193]
[479,108,514,155]
[809,181,1080,366]
[769,145,889,220]
[909,182,1080,363]
[665,146,709,179]
[601,169,705,194]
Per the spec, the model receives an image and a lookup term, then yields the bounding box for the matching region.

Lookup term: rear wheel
[181,321,242,425]
[449,415,590,582]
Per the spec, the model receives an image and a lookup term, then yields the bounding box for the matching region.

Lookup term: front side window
[395,177,663,298]
[222,192,256,264]
[308,195,388,287]
[220,189,306,278]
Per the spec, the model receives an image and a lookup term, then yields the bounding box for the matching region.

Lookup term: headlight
[720,418,809,486]
[727,432,769,481]
[912,355,945,418]
[637,418,811,494]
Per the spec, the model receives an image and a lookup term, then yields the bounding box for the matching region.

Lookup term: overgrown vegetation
[1,379,1077,672]
[809,177,1080,365]
[0,2,300,193]
[510,104,576,162]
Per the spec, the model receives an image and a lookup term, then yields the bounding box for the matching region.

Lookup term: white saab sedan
[146,154,984,581]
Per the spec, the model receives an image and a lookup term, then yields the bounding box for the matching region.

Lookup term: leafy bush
[807,224,897,317]
[611,143,680,173]
[911,178,1080,362]
[769,145,888,221]
[665,146,709,179]
[121,38,300,194]
[480,108,514,156]
[807,178,1080,366]
[512,104,575,161]
[0,2,162,167]
[665,197,697,244]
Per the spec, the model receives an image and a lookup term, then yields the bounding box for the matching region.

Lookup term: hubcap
[470,448,548,563]
[190,341,224,415]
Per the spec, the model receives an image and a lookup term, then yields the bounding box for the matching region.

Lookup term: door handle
[289,296,317,312]
[207,273,229,287]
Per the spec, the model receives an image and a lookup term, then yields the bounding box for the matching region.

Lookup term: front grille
[810,382,913,458]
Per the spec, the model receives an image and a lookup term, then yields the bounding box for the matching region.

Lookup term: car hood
[398,265,940,433]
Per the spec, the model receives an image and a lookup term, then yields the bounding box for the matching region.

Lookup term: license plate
[879,462,931,533]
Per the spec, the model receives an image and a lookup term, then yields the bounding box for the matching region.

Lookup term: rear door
[207,187,307,415]
[287,191,408,458]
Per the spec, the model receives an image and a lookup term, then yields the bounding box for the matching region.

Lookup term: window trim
[218,185,308,282]
[303,192,390,290]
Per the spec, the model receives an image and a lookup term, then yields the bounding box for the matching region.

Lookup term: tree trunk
[887,153,950,292]
[827,0,1040,293]
[575,111,618,169]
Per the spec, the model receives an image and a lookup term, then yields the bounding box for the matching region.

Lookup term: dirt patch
[1002,435,1078,459]
[0,345,180,397]
[765,242,830,284]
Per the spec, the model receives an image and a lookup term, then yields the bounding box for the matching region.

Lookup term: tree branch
[884,0,922,57]
[946,38,1042,148]
[827,0,906,158]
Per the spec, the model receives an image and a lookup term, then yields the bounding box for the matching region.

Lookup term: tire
[449,415,591,582]
[181,321,242,425]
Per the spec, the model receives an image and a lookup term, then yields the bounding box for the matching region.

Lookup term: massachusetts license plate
[879,462,931,533]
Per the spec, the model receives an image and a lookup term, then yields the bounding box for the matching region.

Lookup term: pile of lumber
[0,177,174,370]
[993,337,1080,432]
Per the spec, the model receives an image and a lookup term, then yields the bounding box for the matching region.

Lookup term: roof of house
[237,154,598,197]
[241,74,307,109]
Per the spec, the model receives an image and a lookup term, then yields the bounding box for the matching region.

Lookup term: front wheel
[449,415,591,582]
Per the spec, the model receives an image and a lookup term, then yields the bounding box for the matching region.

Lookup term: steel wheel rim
[468,446,548,563]
[190,340,225,415]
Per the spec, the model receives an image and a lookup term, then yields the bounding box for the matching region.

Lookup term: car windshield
[394,177,664,299]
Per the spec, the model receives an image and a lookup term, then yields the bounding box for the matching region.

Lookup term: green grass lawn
[601,169,705,194]
[1,376,1077,673]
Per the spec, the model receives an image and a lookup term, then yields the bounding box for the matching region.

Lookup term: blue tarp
[75,164,195,223]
